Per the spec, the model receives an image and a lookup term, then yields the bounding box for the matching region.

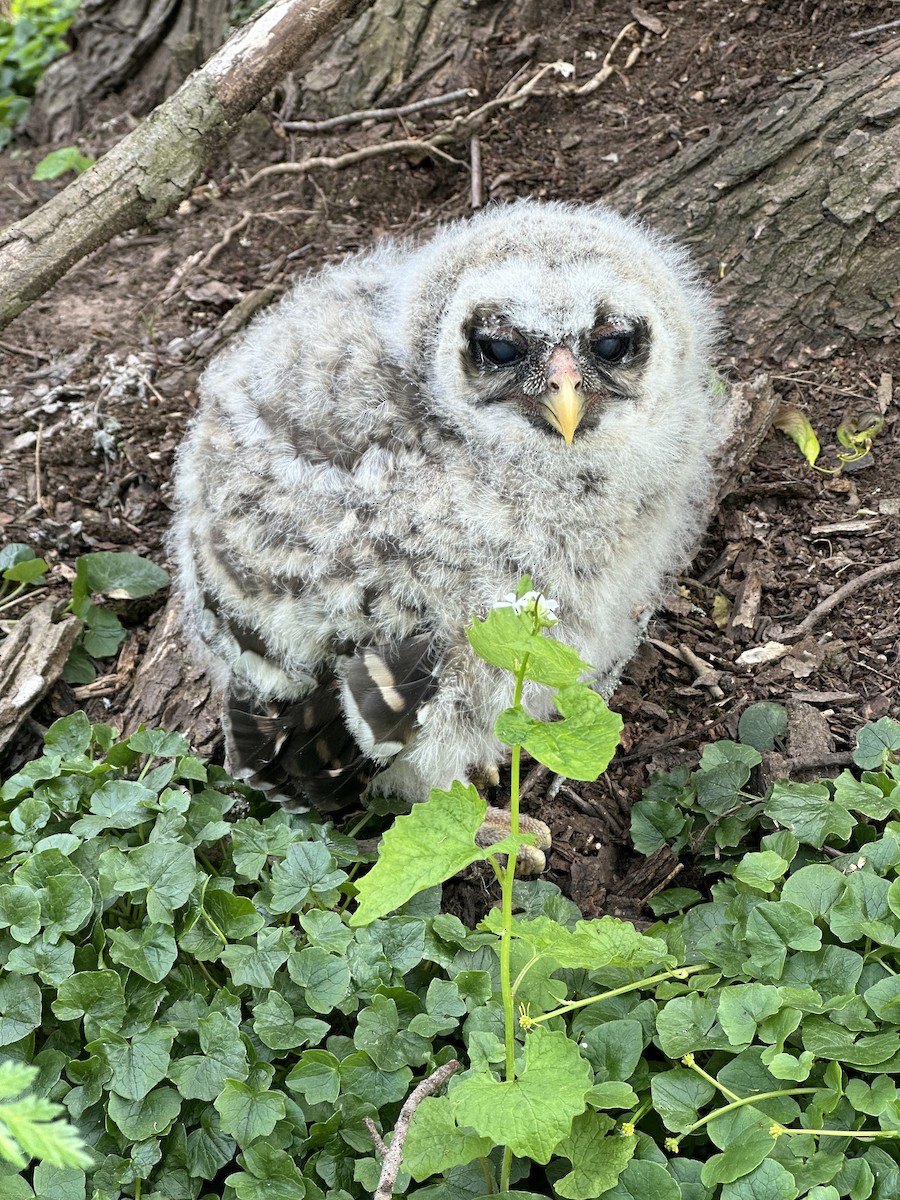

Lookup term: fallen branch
[788,559,900,637]
[368,1059,459,1200]
[0,0,367,331]
[245,60,574,188]
[277,87,476,132]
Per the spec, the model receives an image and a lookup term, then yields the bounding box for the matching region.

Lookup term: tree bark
[26,0,233,144]
[0,0,367,331]
[606,39,900,364]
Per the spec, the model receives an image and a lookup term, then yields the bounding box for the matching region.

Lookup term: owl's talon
[476,804,552,875]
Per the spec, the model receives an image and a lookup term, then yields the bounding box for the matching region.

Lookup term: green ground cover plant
[1,584,899,1199]
[0,0,80,149]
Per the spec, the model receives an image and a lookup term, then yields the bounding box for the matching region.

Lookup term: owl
[172,200,724,854]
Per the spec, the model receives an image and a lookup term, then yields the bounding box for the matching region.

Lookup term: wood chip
[0,600,81,754]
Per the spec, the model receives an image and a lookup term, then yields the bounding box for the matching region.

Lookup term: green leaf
[482,912,669,970]
[600,1159,681,1200]
[553,1111,637,1199]
[720,1157,799,1199]
[214,1078,286,1146]
[765,782,855,847]
[354,994,431,1069]
[72,552,169,606]
[853,718,900,770]
[106,922,178,982]
[42,712,91,757]
[743,900,822,979]
[0,885,41,943]
[0,1062,90,1171]
[70,778,156,835]
[655,995,731,1057]
[738,702,788,752]
[733,852,789,894]
[285,1051,342,1106]
[449,1028,592,1163]
[351,782,518,925]
[0,974,42,1045]
[402,1094,493,1181]
[221,927,291,988]
[494,685,622,779]
[773,405,821,468]
[2,558,48,584]
[651,1067,716,1133]
[580,1019,644,1081]
[107,1086,181,1141]
[102,840,196,923]
[268,841,347,912]
[51,970,126,1035]
[168,1011,249,1101]
[32,146,94,180]
[717,983,783,1046]
[286,944,351,1013]
[701,1106,777,1186]
[780,864,846,919]
[226,1141,306,1200]
[252,990,328,1051]
[95,1025,177,1101]
[467,604,591,686]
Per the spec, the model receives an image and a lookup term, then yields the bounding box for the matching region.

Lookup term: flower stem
[498,654,528,1193]
[527,962,713,1026]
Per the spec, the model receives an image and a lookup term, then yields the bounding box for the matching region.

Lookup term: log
[0,0,367,331]
[0,601,81,755]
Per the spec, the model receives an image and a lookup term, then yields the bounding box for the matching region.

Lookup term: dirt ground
[1,0,898,923]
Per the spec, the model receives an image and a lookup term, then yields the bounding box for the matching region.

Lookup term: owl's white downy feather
[172,199,726,813]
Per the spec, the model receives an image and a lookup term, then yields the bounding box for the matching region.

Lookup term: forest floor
[0,0,897,924]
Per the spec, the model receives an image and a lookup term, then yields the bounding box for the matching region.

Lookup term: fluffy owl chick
[172,200,724,835]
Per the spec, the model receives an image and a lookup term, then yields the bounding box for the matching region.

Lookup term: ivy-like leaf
[494,686,622,779]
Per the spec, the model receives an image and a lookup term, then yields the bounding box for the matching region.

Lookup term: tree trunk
[605,39,900,365]
[26,0,233,144]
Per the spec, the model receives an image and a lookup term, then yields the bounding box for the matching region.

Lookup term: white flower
[493,590,559,625]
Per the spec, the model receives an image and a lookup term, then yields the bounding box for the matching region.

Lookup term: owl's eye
[473,336,526,367]
[591,332,632,364]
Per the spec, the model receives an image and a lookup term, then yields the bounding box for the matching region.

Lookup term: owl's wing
[224,633,440,813]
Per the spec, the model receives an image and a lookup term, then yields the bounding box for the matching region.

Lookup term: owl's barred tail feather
[223,633,441,813]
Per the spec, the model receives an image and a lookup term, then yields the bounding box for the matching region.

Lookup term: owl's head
[384,200,718,453]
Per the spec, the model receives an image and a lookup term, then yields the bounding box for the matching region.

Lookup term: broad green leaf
[286,944,351,1013]
[32,146,94,179]
[252,991,329,1051]
[717,984,783,1046]
[168,1011,249,1101]
[0,544,37,570]
[765,782,855,848]
[651,1067,715,1132]
[354,994,431,1070]
[107,922,178,983]
[268,841,347,912]
[853,718,900,770]
[3,558,48,584]
[467,605,591,686]
[221,927,291,988]
[52,970,126,1035]
[600,1159,681,1200]
[285,1051,341,1106]
[351,782,519,925]
[402,1095,493,1181]
[655,994,731,1057]
[702,1105,777,1186]
[214,1078,285,1146]
[0,885,41,943]
[580,1019,644,1081]
[449,1028,592,1163]
[738,702,788,752]
[780,864,846,919]
[103,840,196,923]
[70,778,156,835]
[630,799,690,854]
[481,911,669,970]
[72,552,169,607]
[834,770,900,820]
[743,900,822,979]
[553,1111,637,1199]
[720,1157,799,1198]
[494,686,622,779]
[733,852,788,894]
[0,974,42,1045]
[42,712,91,758]
[225,1142,306,1200]
[95,1025,176,1101]
[339,1051,413,1107]
[107,1086,181,1141]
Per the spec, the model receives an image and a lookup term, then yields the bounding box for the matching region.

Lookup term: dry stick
[246,61,573,188]
[470,136,483,208]
[850,17,900,37]
[369,1060,460,1200]
[34,421,45,511]
[791,560,900,636]
[278,88,477,132]
[574,21,638,94]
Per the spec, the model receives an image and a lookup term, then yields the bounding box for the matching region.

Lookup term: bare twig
[277,88,477,132]
[789,560,900,636]
[849,17,900,38]
[371,1060,460,1200]
[574,22,639,95]
[246,62,573,189]
[34,421,45,511]
[196,212,253,273]
[470,136,483,209]
[363,1117,388,1157]
[0,339,51,362]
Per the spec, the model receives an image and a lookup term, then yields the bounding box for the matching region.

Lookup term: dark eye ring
[474,337,526,367]
[591,333,632,364]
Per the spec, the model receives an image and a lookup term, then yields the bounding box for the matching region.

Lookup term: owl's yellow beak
[541,371,585,445]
